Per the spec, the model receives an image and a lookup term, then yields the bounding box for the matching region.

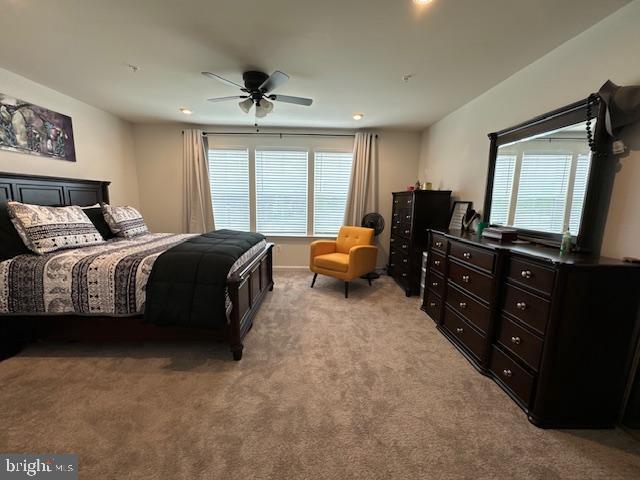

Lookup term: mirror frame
[483,95,614,254]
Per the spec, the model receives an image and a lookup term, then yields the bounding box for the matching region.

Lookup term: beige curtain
[344,131,378,225]
[183,129,215,233]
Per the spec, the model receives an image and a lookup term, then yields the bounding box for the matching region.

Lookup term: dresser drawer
[490,346,534,407]
[393,193,413,208]
[448,260,493,301]
[507,257,555,297]
[450,241,496,273]
[390,235,410,254]
[496,315,544,371]
[427,271,445,297]
[502,283,550,336]
[446,284,490,333]
[430,233,448,254]
[429,251,446,275]
[423,290,443,322]
[443,308,486,361]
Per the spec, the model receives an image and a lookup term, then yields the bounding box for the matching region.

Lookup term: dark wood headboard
[0,172,110,206]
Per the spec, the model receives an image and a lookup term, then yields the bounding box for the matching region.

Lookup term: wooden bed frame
[0,172,274,361]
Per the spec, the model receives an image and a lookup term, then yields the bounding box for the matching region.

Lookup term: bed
[0,172,274,360]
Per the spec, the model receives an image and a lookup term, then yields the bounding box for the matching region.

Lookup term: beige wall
[418,0,640,259]
[0,67,139,206]
[132,124,421,267]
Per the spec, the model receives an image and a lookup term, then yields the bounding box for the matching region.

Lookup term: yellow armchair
[309,226,378,298]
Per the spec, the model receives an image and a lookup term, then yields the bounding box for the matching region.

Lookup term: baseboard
[273,266,308,270]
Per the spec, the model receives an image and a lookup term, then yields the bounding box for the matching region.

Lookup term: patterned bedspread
[0,233,196,316]
[0,233,268,317]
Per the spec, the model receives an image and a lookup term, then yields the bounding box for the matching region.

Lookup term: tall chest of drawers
[388,190,451,296]
[423,229,640,428]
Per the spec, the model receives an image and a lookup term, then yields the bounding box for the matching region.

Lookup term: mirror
[488,119,594,236]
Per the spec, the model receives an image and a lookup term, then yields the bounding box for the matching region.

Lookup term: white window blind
[489,154,516,226]
[207,148,250,231]
[568,153,591,234]
[513,154,572,233]
[255,149,308,235]
[313,151,353,236]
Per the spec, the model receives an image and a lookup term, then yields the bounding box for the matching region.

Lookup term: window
[207,148,250,231]
[568,154,591,234]
[313,151,353,235]
[255,149,308,236]
[489,154,516,226]
[513,154,572,233]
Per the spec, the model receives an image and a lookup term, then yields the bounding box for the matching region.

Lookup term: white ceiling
[0,0,631,129]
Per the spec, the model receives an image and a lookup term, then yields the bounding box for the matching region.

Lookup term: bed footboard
[227,243,274,360]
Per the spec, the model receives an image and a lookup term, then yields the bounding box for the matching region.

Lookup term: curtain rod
[199,132,369,138]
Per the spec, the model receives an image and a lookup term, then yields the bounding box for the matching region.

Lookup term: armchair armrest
[347,245,378,278]
[310,240,337,259]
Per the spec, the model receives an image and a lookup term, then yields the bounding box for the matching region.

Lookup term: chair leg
[345,281,349,298]
[310,273,318,288]
[367,276,372,286]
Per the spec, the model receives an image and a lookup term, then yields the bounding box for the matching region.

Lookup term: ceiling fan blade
[201,72,245,90]
[259,71,289,93]
[270,94,313,106]
[206,95,246,103]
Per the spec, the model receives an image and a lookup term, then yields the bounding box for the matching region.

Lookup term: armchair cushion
[314,252,349,273]
[336,226,374,254]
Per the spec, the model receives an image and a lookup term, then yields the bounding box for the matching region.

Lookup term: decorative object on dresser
[481,227,518,242]
[388,190,451,296]
[423,229,640,428]
[448,201,471,231]
[0,93,76,161]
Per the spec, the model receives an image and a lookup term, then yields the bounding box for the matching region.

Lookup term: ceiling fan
[202,70,313,118]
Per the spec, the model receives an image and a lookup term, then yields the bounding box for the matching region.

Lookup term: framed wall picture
[0,93,76,162]
[449,201,472,231]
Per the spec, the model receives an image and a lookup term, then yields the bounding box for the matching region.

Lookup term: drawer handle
[402,273,407,278]
[456,327,464,334]
[462,275,470,283]
[404,230,410,235]
[511,336,521,345]
[435,241,443,248]
[394,200,398,204]
[405,215,411,220]
[521,270,532,279]
[403,258,408,264]
[390,263,395,267]
[390,238,395,243]
[459,302,467,309]
[502,369,513,378]
[432,282,439,287]
[516,301,528,311]
[402,244,408,249]
[463,252,472,259]
[429,302,437,307]
[434,260,441,266]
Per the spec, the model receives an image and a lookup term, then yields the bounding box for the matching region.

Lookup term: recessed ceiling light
[353,113,364,120]
[413,0,433,5]
[179,108,193,115]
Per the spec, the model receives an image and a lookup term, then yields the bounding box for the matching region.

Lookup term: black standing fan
[361,213,385,280]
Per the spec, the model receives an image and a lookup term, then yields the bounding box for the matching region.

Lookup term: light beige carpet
[1,270,639,479]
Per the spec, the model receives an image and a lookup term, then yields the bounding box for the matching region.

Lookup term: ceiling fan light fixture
[255,99,274,118]
[239,98,253,113]
[353,113,364,120]
[179,107,193,115]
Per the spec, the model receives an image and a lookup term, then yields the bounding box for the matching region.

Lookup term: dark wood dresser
[388,190,451,296]
[423,229,640,428]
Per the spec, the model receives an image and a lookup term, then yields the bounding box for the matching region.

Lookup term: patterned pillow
[101,203,149,238]
[7,201,105,255]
